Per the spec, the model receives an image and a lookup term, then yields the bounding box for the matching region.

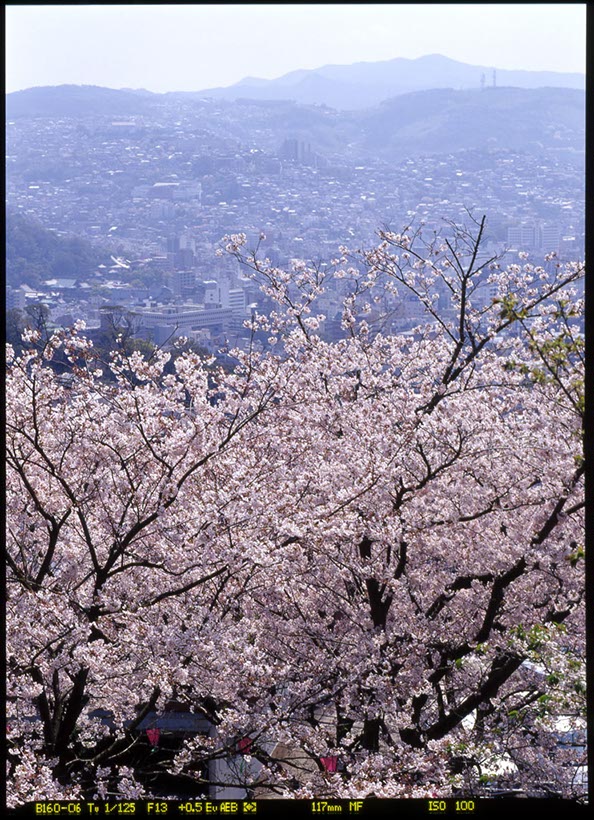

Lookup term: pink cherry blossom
[7,218,585,804]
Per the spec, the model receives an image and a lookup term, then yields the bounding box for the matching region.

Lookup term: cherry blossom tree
[6,217,585,805]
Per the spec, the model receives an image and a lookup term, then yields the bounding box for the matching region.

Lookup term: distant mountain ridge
[6,84,161,118]
[6,54,585,115]
[194,53,585,110]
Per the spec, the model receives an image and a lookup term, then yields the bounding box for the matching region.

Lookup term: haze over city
[5,3,586,94]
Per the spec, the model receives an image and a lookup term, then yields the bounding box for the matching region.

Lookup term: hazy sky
[5,4,587,94]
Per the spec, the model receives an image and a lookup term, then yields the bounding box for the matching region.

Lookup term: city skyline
[5,3,587,95]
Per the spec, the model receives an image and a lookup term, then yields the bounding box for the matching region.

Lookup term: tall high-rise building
[172,269,196,298]
[507,224,537,250]
[539,224,560,253]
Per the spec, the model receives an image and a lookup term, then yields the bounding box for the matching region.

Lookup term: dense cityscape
[6,81,584,356]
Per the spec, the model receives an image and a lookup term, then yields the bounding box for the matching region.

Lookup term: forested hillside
[6,210,107,289]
